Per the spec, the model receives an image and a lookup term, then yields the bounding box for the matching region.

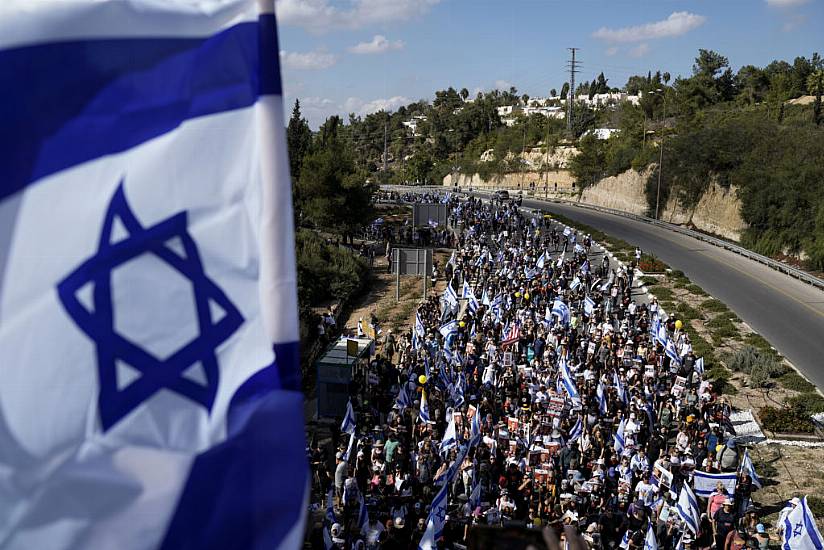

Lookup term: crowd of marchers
[307,193,795,550]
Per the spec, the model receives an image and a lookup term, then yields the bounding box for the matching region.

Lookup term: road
[516,197,824,390]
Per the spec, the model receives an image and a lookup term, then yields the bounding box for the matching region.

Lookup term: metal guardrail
[550,200,824,291]
[382,184,824,291]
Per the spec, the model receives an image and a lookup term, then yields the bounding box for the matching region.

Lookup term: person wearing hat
[713,498,737,550]
[330,523,346,547]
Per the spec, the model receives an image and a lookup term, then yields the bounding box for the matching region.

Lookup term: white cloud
[276,0,440,33]
[280,50,338,70]
[605,46,619,57]
[629,43,651,58]
[592,11,706,43]
[766,0,810,6]
[348,35,404,54]
[344,96,412,115]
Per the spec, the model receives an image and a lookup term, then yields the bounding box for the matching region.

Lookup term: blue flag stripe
[0,15,279,200]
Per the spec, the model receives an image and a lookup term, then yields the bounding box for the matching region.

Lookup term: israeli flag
[0,2,307,549]
[325,488,337,525]
[783,496,824,550]
[482,288,491,306]
[563,227,571,237]
[620,530,631,550]
[357,493,370,533]
[695,356,705,376]
[524,265,538,280]
[341,432,357,462]
[656,323,669,347]
[440,415,458,455]
[644,523,659,550]
[665,339,682,366]
[614,370,628,404]
[415,312,427,339]
[418,476,449,550]
[443,282,459,311]
[468,479,482,510]
[613,418,627,454]
[597,380,608,415]
[568,415,583,444]
[675,483,701,534]
[740,450,763,489]
[470,409,482,447]
[552,299,571,325]
[419,391,431,424]
[559,357,582,407]
[570,276,581,291]
[341,399,357,434]
[536,251,546,270]
[574,243,585,255]
[396,383,412,412]
[439,320,459,340]
[584,296,596,317]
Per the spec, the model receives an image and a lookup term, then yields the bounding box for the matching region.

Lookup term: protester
[315,192,773,549]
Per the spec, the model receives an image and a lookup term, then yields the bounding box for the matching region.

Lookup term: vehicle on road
[493,189,509,200]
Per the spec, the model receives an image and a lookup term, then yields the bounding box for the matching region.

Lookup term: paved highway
[516,197,824,390]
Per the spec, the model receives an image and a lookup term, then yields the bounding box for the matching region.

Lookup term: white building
[585,128,620,140]
[402,114,427,136]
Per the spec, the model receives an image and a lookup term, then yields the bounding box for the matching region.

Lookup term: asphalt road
[519,197,824,390]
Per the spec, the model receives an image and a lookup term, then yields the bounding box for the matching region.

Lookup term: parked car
[494,190,509,200]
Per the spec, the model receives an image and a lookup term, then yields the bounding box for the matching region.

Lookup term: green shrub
[706,365,738,396]
[675,302,700,321]
[685,284,708,296]
[786,393,824,415]
[759,405,815,434]
[639,254,668,272]
[779,371,816,393]
[707,315,740,343]
[296,229,368,306]
[701,299,729,313]
[640,276,658,287]
[728,346,760,373]
[669,269,687,280]
[651,287,674,301]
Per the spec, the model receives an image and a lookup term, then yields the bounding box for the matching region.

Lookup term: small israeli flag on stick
[341,399,357,434]
[0,1,308,548]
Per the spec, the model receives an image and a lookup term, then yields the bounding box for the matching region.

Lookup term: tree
[522,93,530,105]
[808,69,824,125]
[693,49,729,79]
[560,82,570,99]
[460,87,469,101]
[663,72,671,85]
[297,117,375,241]
[550,88,557,98]
[286,99,312,183]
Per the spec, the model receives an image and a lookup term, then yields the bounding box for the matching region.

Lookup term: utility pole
[566,47,580,132]
[382,121,388,174]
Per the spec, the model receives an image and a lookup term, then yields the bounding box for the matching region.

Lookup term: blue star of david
[57,181,244,431]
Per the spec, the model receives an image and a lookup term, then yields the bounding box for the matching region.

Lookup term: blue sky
[275,0,823,127]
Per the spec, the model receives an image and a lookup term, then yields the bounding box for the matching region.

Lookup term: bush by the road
[760,405,815,434]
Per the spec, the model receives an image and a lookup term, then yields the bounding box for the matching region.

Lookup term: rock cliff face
[443,156,747,242]
[578,168,747,242]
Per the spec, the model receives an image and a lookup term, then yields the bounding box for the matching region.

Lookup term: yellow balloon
[675,320,683,330]
[418,375,427,385]
[524,292,530,300]
[459,321,466,328]
[515,292,521,298]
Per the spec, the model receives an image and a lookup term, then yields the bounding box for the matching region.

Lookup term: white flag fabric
[418,480,449,550]
[675,483,701,535]
[644,523,659,550]
[341,399,357,434]
[692,470,737,498]
[741,449,762,489]
[783,496,824,550]
[440,415,457,454]
[0,2,307,548]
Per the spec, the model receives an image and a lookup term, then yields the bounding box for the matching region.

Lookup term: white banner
[692,470,737,498]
